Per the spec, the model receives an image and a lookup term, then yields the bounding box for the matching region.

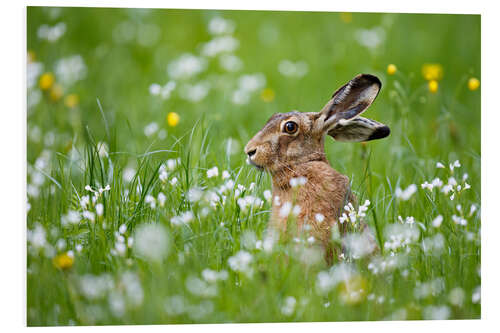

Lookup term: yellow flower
[387,64,397,75]
[428,80,439,93]
[421,63,443,81]
[53,252,74,270]
[64,93,79,108]
[468,77,480,91]
[340,12,352,23]
[50,84,64,101]
[338,275,367,305]
[39,72,55,91]
[167,112,180,127]
[260,88,275,102]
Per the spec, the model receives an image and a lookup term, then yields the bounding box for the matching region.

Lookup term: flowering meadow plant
[27,7,480,325]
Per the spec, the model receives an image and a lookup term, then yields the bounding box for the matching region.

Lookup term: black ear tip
[367,125,390,141]
[358,73,382,89]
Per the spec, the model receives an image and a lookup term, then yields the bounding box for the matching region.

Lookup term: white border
[2,0,499,331]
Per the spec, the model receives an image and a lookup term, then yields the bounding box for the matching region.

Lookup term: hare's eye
[284,121,298,134]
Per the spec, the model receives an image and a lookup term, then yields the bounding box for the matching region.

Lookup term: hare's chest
[269,180,347,232]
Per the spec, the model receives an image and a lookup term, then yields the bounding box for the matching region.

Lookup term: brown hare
[244,74,390,263]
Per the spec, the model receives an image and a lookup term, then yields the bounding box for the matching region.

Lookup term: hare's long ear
[328,117,390,142]
[319,74,382,131]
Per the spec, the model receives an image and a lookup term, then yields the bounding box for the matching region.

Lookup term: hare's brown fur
[244,74,390,262]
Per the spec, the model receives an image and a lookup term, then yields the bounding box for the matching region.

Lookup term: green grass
[26,7,480,325]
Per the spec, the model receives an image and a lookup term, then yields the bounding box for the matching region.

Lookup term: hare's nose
[247,149,257,157]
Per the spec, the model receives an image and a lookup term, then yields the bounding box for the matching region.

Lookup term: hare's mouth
[246,157,264,171]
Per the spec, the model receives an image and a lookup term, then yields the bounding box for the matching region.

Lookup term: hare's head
[244,74,390,173]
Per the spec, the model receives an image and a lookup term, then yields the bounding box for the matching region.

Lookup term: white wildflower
[179,81,210,102]
[80,195,90,209]
[171,211,194,226]
[383,223,420,251]
[423,305,450,320]
[164,295,187,316]
[436,162,445,169]
[422,233,445,254]
[206,166,219,178]
[95,203,104,217]
[278,60,309,78]
[97,141,109,158]
[228,250,253,276]
[133,223,170,262]
[122,272,144,306]
[79,274,114,300]
[170,177,178,186]
[27,224,46,248]
[262,230,278,253]
[452,215,467,226]
[315,213,325,223]
[201,36,239,57]
[159,168,168,182]
[395,184,417,201]
[414,278,446,300]
[421,181,433,190]
[82,210,95,222]
[449,287,465,307]
[123,167,136,183]
[149,83,161,95]
[208,17,235,35]
[432,215,443,228]
[54,54,87,86]
[219,54,243,72]
[237,73,266,93]
[279,202,292,218]
[61,210,81,226]
[280,296,297,316]
[315,263,357,295]
[449,160,461,172]
[441,184,453,195]
[144,122,159,137]
[119,224,127,234]
[263,190,272,201]
[56,238,66,251]
[290,176,307,188]
[166,158,180,170]
[158,192,166,207]
[344,232,376,258]
[431,177,444,188]
[186,276,217,297]
[187,187,203,203]
[167,53,207,80]
[144,194,156,209]
[448,177,458,186]
[241,230,257,250]
[358,200,370,217]
[472,286,481,303]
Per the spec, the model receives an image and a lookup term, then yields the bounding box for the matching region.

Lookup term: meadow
[26,7,481,325]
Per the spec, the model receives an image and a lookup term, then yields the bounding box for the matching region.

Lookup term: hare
[244,74,390,263]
